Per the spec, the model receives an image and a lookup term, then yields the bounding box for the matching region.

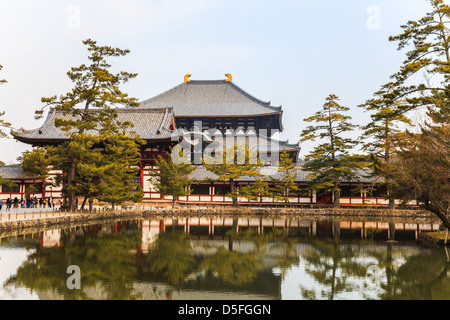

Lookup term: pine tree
[270,148,300,203]
[360,0,450,210]
[74,129,144,211]
[32,39,140,211]
[0,64,13,187]
[0,65,11,138]
[391,115,449,228]
[149,152,195,208]
[203,144,264,207]
[238,176,272,203]
[0,65,5,84]
[359,97,412,208]
[372,0,450,113]
[300,94,370,207]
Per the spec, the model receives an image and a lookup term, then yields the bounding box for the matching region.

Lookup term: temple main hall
[4,75,392,207]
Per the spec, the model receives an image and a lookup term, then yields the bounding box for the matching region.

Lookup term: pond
[0,216,449,300]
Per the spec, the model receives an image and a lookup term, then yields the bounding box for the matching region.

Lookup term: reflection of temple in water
[0,217,443,300]
[0,217,442,249]
[139,217,441,251]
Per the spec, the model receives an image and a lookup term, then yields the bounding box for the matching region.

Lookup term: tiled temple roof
[0,165,39,180]
[0,163,377,184]
[139,80,283,117]
[12,108,174,144]
[188,164,377,183]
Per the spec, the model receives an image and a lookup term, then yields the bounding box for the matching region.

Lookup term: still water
[0,216,449,300]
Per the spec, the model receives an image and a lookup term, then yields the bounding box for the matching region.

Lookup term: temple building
[3,75,398,206]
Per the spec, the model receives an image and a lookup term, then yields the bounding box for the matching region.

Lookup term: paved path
[0,207,57,214]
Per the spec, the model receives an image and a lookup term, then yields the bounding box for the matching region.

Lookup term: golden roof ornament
[225,73,232,82]
[184,74,191,82]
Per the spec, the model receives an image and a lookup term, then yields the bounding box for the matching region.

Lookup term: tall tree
[270,148,300,203]
[360,0,450,219]
[203,144,264,207]
[390,88,450,229]
[0,65,11,138]
[33,39,140,211]
[359,97,412,208]
[238,176,272,203]
[75,130,145,210]
[0,64,13,187]
[148,152,195,208]
[300,94,370,207]
[0,65,5,84]
[372,0,450,113]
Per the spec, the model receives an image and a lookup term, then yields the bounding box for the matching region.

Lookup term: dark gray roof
[0,165,38,180]
[12,108,174,143]
[189,165,309,183]
[189,163,378,183]
[139,80,282,117]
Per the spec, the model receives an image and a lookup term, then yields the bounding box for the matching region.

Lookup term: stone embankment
[0,206,439,232]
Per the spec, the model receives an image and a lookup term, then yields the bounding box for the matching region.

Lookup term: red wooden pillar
[209,218,214,236]
[20,181,24,201]
[40,231,44,247]
[42,178,46,198]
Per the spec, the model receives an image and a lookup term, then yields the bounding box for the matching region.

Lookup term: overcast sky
[0,0,434,164]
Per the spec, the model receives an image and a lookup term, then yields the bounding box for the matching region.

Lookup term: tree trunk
[89,198,93,212]
[426,203,450,230]
[80,197,87,210]
[333,186,340,207]
[230,178,238,207]
[388,198,395,209]
[387,186,395,209]
[172,197,176,209]
[67,159,76,211]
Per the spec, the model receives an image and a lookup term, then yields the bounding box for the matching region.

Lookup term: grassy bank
[420,230,450,246]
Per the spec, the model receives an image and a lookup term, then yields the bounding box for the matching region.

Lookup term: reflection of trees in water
[379,248,450,300]
[204,226,300,285]
[299,239,450,300]
[145,226,300,288]
[10,218,449,300]
[199,248,262,285]
[145,230,195,287]
[300,241,368,300]
[13,222,142,300]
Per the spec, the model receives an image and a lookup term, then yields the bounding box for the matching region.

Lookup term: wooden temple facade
[3,76,401,207]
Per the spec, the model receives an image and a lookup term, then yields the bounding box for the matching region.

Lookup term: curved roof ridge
[139,82,187,105]
[11,108,57,137]
[226,81,281,111]
[12,108,175,144]
[138,79,283,114]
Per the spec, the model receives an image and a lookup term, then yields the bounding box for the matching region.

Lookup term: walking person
[0,198,3,211]
[6,198,11,211]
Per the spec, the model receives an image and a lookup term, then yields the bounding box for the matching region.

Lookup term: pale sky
[0,0,434,164]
